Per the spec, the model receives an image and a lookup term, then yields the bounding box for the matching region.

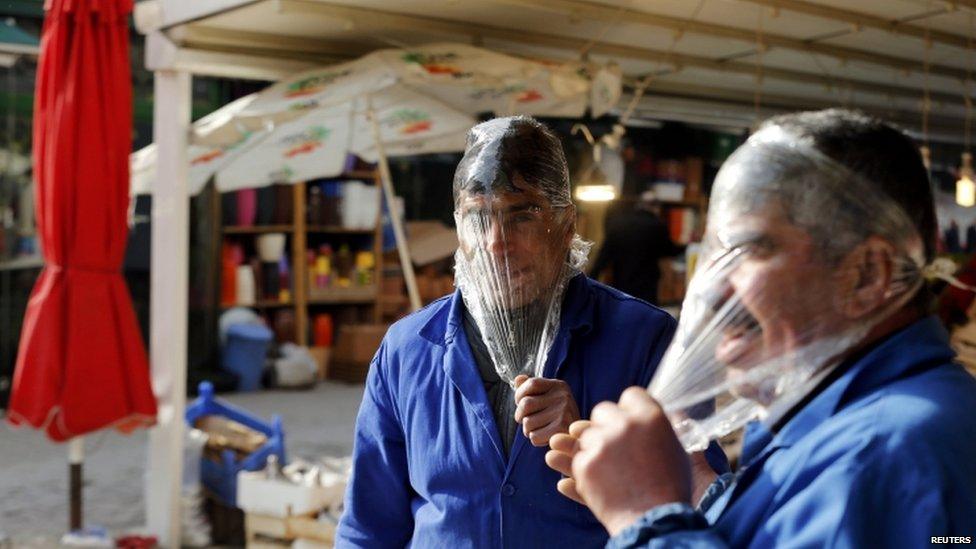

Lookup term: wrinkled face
[455,174,573,308]
[705,206,841,398]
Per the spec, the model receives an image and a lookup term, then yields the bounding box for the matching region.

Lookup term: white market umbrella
[215,87,474,192]
[131,42,622,309]
[132,42,622,194]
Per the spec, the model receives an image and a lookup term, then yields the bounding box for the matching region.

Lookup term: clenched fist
[513,375,581,447]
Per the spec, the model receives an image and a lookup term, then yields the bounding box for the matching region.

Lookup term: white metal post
[145,69,191,548]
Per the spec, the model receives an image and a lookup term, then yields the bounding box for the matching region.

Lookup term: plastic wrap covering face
[453,117,590,386]
[649,126,927,451]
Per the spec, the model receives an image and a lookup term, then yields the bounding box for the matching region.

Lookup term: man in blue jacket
[547,109,976,547]
[335,116,688,548]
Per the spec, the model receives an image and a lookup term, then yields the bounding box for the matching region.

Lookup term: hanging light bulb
[574,163,616,202]
[572,124,618,203]
[958,152,975,207]
[575,183,617,202]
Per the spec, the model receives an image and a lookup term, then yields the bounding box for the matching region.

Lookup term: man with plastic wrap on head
[546,109,976,547]
[335,116,714,548]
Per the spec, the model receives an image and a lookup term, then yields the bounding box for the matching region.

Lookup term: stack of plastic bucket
[222,323,273,391]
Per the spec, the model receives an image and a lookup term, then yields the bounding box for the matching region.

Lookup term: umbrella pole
[366,96,423,311]
[68,437,83,531]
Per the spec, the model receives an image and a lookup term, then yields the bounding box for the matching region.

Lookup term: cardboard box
[407,221,458,266]
[329,324,389,382]
[308,346,331,381]
[381,271,405,295]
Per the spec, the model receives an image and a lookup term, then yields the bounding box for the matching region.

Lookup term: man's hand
[570,387,692,536]
[513,375,581,447]
[546,421,590,504]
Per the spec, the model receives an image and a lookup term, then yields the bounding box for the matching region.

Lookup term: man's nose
[486,218,511,256]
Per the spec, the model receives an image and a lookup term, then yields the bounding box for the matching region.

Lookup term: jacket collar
[742,316,954,465]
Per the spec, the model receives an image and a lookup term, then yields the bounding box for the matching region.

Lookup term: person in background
[546,109,976,547]
[589,190,684,304]
[336,116,721,548]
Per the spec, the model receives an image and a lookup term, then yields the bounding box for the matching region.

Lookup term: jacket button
[501,483,516,496]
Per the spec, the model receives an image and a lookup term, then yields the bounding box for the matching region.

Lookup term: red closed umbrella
[7,0,156,441]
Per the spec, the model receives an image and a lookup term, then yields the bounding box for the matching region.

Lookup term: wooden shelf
[308,285,378,304]
[306,226,374,235]
[223,225,293,234]
[221,300,293,309]
[213,174,386,347]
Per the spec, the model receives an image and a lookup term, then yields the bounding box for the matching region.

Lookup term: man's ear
[835,236,896,319]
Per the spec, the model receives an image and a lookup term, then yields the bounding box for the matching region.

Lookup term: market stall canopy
[130,42,622,195]
[135,0,976,142]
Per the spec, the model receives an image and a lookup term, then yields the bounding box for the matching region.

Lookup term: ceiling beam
[135,0,263,33]
[735,0,973,50]
[171,25,366,60]
[274,0,972,107]
[147,30,318,80]
[640,79,960,121]
[630,85,967,142]
[488,0,971,82]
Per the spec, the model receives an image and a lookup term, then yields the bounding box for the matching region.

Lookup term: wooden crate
[327,361,370,383]
[245,511,336,548]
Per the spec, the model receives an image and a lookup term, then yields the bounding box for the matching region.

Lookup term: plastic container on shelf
[221,245,239,306]
[222,323,273,391]
[355,251,375,285]
[256,233,286,262]
[313,314,334,348]
[256,186,276,225]
[322,182,341,226]
[261,262,279,301]
[278,255,292,302]
[272,184,293,224]
[335,244,352,283]
[221,192,238,226]
[236,188,257,226]
[307,185,324,225]
[235,265,255,306]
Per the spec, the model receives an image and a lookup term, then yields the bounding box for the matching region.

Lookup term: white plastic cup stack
[236,266,256,305]
[256,233,287,262]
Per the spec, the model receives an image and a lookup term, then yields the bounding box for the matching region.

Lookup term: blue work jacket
[609,316,976,548]
[336,274,677,548]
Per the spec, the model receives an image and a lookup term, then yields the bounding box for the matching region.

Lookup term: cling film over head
[453,116,590,385]
[649,123,928,451]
